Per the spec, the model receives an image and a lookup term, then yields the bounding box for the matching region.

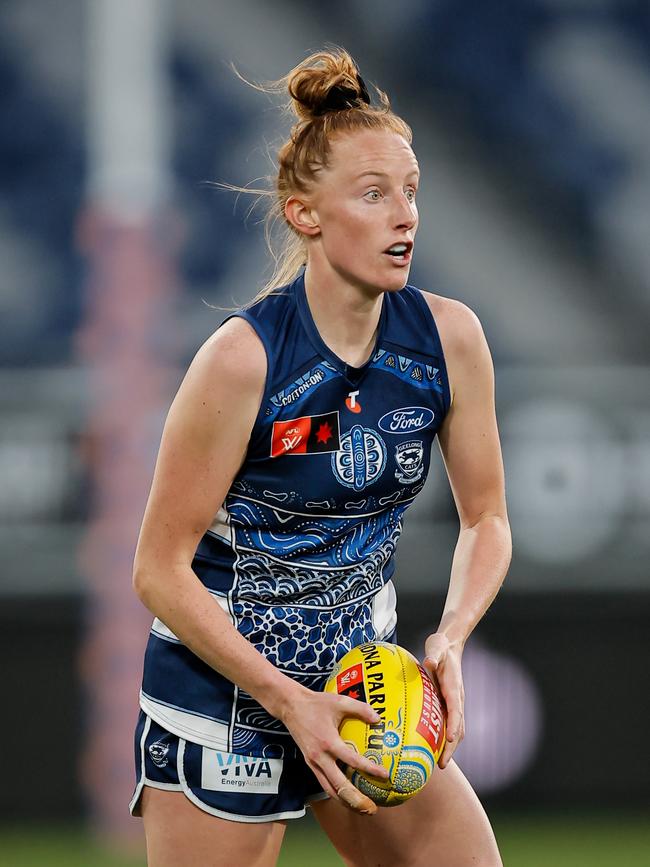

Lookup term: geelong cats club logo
[394,440,425,484]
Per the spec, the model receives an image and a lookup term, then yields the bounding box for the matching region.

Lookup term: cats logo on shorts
[148,740,170,768]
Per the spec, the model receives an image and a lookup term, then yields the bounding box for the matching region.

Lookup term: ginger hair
[223,47,413,304]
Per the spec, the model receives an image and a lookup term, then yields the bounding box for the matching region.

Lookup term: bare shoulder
[419,290,493,404]
[192,314,267,386]
[420,291,485,357]
[168,314,267,438]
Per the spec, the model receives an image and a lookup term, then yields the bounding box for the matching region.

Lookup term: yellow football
[324,641,446,807]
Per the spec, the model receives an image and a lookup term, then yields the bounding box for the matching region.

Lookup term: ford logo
[378,407,435,434]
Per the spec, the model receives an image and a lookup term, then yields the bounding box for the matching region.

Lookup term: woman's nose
[393,194,417,229]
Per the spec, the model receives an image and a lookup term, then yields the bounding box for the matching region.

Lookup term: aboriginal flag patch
[271,411,341,457]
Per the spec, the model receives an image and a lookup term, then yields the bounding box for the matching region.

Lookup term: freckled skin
[307,129,420,300]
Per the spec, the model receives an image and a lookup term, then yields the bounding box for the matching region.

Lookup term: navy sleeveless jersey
[140,272,451,758]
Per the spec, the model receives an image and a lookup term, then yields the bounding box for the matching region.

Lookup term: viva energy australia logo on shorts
[201,749,283,794]
[332,424,386,490]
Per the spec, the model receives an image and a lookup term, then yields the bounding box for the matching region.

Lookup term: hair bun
[287,49,372,121]
[313,73,371,116]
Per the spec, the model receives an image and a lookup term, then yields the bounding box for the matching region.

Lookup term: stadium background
[1,1,649,864]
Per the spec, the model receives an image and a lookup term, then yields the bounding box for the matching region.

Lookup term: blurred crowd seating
[388,0,650,252]
[0,37,249,367]
[0,39,84,365]
[2,0,649,368]
[1,0,649,596]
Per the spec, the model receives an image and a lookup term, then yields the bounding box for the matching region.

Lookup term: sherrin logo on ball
[324,641,446,807]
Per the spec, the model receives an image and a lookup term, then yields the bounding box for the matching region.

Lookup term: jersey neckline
[294,271,388,386]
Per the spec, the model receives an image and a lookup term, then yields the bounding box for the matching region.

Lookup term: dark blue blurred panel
[617,0,650,61]
[0,40,85,365]
[170,51,251,288]
[408,0,623,227]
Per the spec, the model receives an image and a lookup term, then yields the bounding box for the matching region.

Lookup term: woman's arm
[133,317,292,714]
[132,316,385,812]
[421,295,512,767]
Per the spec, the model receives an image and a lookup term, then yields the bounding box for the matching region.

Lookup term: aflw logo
[201,748,282,794]
[281,427,303,453]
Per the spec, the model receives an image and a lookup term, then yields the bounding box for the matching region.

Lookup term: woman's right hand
[280,684,389,815]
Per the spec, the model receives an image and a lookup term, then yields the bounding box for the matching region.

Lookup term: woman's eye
[405,188,416,202]
[365,189,381,201]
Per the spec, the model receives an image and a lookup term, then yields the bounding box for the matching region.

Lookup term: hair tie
[314,68,372,116]
[356,73,371,106]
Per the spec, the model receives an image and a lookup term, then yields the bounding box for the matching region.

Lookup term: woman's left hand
[422,633,465,769]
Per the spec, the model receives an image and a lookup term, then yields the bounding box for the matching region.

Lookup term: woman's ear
[285,196,320,237]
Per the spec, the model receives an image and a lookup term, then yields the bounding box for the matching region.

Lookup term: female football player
[130,47,510,867]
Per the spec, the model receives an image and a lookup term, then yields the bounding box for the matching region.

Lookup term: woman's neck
[303,266,383,368]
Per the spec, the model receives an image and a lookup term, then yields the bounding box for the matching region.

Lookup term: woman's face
[306,128,420,295]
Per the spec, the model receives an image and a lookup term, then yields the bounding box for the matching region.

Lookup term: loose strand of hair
[208,49,411,311]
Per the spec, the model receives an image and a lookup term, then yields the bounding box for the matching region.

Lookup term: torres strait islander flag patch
[271,411,341,457]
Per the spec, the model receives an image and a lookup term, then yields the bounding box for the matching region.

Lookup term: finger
[439,737,458,769]
[439,718,464,768]
[308,764,338,801]
[439,709,463,769]
[337,695,381,726]
[445,703,463,746]
[310,754,379,814]
[338,744,389,780]
[336,780,377,815]
[325,759,378,815]
[421,655,440,679]
[328,762,377,816]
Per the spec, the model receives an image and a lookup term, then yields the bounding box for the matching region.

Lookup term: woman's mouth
[383,242,413,266]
